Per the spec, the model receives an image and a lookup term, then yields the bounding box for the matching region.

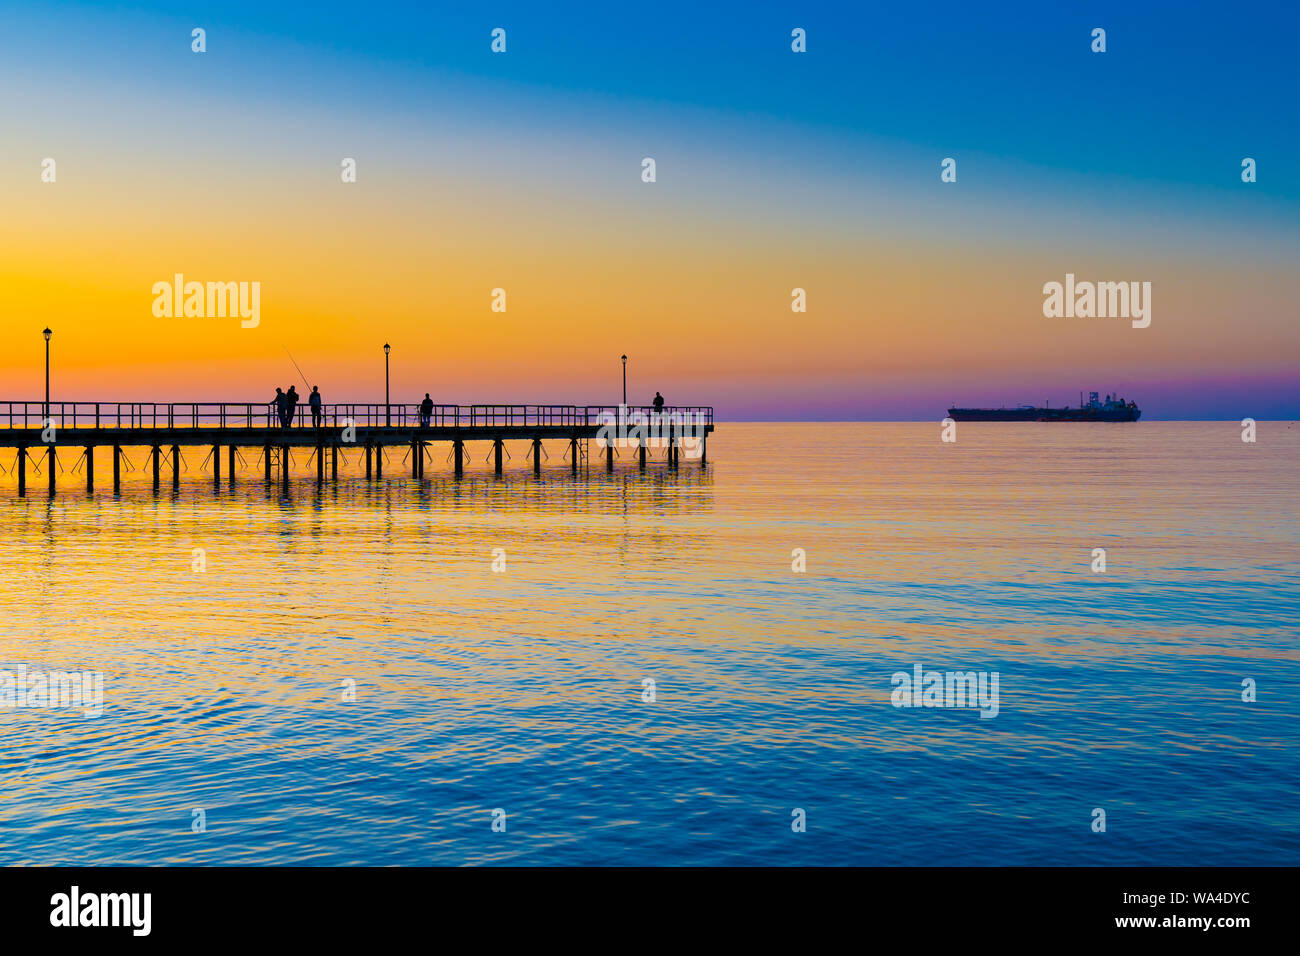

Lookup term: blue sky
[18,0,1290,195]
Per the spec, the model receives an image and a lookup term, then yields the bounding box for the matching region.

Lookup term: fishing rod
[282,346,311,391]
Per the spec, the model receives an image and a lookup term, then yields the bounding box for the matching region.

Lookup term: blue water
[1,423,1297,864]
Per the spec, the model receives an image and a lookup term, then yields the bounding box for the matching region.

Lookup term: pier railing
[0,402,713,431]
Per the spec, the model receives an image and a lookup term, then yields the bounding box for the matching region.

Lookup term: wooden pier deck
[0,402,714,495]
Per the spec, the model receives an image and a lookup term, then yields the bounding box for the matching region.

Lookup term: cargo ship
[947,391,1141,422]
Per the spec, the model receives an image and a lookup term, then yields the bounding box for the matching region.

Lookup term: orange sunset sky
[1,2,1297,419]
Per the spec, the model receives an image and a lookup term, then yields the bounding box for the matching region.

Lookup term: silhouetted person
[271,387,286,427]
[652,392,664,414]
[284,386,300,428]
[419,393,434,428]
[309,386,322,428]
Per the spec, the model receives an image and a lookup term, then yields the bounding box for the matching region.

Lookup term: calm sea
[1,422,1297,865]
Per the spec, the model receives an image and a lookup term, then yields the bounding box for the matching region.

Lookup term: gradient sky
[0,0,1297,418]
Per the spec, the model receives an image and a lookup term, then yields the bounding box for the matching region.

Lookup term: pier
[0,402,714,495]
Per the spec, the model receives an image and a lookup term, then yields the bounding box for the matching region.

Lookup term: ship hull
[948,407,1141,422]
[945,407,1038,422]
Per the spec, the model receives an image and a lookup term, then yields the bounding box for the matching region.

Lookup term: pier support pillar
[532,438,541,477]
[281,445,290,491]
[668,431,677,470]
[411,440,419,478]
[493,438,503,477]
[331,444,338,480]
[152,446,161,491]
[17,448,26,497]
[453,439,464,478]
[213,445,220,485]
[569,437,578,476]
[701,434,707,468]
[638,441,646,471]
[171,445,181,489]
[85,446,94,492]
[606,442,614,473]
[365,444,373,479]
[317,443,325,484]
[264,444,272,483]
[113,445,121,492]
[229,444,236,484]
[375,445,383,479]
[47,447,56,496]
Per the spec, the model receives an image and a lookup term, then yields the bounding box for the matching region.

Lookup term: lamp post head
[42,327,52,342]
[621,354,627,363]
[383,342,390,354]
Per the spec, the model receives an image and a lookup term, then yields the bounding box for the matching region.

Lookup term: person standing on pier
[652,392,665,416]
[419,393,434,428]
[309,386,323,428]
[284,385,300,428]
[271,388,286,428]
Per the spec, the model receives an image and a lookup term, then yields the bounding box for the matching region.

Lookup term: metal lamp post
[621,354,627,406]
[384,342,391,426]
[42,327,52,421]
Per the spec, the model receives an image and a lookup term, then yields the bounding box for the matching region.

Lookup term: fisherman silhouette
[419,393,434,428]
[271,388,286,428]
[309,386,322,428]
[284,386,300,428]
[652,392,664,414]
